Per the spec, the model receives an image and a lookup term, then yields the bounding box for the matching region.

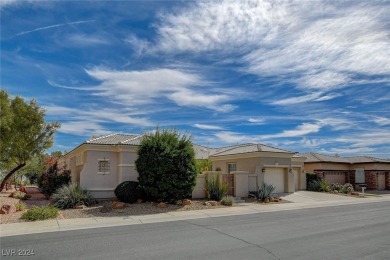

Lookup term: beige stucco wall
[304,162,390,172]
[352,163,390,171]
[304,162,350,173]
[212,157,262,174]
[79,150,118,198]
[192,174,206,199]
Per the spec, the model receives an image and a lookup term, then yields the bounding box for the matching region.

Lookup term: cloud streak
[15,20,95,37]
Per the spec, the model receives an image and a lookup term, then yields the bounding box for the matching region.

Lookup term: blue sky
[1,0,390,157]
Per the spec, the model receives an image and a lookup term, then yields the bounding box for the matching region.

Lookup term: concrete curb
[1,195,389,237]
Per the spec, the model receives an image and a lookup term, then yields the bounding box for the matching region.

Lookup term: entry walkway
[1,191,389,237]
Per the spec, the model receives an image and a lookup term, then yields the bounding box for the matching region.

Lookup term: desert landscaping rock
[112,201,127,209]
[207,201,218,206]
[203,202,211,206]
[0,204,17,214]
[157,202,168,208]
[74,205,87,209]
[182,199,192,205]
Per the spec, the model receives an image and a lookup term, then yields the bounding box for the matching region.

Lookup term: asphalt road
[1,202,389,260]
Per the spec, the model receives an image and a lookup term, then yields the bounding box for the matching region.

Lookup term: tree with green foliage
[135,129,197,202]
[0,90,60,191]
[195,159,212,174]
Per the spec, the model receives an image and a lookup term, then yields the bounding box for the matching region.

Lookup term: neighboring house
[207,143,306,194]
[59,133,306,198]
[301,152,390,190]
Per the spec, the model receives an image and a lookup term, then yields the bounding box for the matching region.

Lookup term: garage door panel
[264,168,285,193]
[324,173,345,184]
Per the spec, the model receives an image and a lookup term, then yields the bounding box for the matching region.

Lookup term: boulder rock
[112,201,127,209]
[74,204,87,209]
[264,198,270,203]
[0,204,17,214]
[203,202,212,206]
[19,186,27,193]
[100,204,112,213]
[137,199,144,204]
[175,200,183,205]
[207,201,218,206]
[183,199,192,205]
[157,202,168,208]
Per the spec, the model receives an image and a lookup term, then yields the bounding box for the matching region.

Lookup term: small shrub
[38,161,71,195]
[319,179,331,192]
[15,201,26,211]
[21,206,59,221]
[114,181,142,203]
[330,183,344,193]
[343,183,354,194]
[51,184,95,209]
[12,191,31,200]
[307,179,321,191]
[220,196,233,206]
[306,173,320,189]
[249,182,275,201]
[205,173,228,201]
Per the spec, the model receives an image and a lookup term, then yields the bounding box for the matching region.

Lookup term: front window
[98,159,110,174]
[227,163,237,174]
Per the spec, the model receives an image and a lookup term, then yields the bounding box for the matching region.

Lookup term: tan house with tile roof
[208,143,306,194]
[59,134,305,198]
[301,152,390,190]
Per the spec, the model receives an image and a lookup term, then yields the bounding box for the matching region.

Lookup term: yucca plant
[51,184,95,209]
[205,173,228,201]
[249,182,275,201]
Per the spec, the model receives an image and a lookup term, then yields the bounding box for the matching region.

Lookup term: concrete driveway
[281,191,360,203]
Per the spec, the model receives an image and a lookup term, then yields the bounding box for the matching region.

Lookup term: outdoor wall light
[262,167,266,173]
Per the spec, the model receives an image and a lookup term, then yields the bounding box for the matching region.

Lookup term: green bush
[306,173,320,189]
[15,201,26,211]
[343,183,354,194]
[136,129,197,202]
[114,181,141,203]
[330,183,344,193]
[12,191,31,200]
[38,162,71,195]
[195,159,212,174]
[220,196,233,206]
[21,206,59,221]
[205,173,228,201]
[51,184,95,209]
[249,182,275,201]
[309,179,331,192]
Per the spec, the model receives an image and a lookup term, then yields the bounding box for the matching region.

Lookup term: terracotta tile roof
[210,143,295,157]
[85,133,140,145]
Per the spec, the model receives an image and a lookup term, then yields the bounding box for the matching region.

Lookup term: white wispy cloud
[248,117,265,124]
[263,123,321,138]
[84,67,235,112]
[193,123,223,130]
[15,20,95,37]
[44,105,153,136]
[154,0,390,103]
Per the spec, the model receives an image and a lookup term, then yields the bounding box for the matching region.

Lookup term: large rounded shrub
[135,129,197,202]
[114,181,140,203]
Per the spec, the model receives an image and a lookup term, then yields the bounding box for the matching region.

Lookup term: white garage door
[264,168,285,193]
[378,173,385,190]
[293,169,299,191]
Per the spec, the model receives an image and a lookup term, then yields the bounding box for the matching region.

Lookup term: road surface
[1,201,389,259]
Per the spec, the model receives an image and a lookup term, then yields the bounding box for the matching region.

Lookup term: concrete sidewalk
[1,193,389,237]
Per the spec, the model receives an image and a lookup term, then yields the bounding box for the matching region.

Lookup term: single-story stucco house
[59,133,306,199]
[301,152,390,190]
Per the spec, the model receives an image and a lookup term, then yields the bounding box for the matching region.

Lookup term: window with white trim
[227,163,237,174]
[98,159,110,174]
